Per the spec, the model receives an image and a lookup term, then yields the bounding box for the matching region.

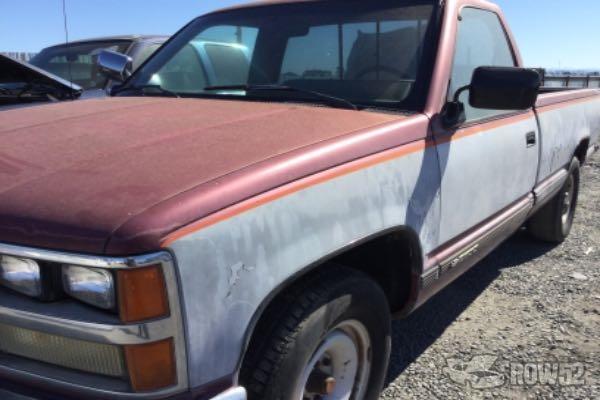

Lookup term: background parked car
[29,35,168,97]
[0,53,81,111]
[144,40,251,91]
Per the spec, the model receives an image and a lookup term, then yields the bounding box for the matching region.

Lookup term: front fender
[167,141,441,387]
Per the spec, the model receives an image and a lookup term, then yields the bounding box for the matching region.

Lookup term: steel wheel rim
[561,175,575,226]
[297,320,372,400]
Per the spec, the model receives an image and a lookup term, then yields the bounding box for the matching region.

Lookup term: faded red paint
[1,0,597,257]
[108,114,429,254]
[0,97,406,254]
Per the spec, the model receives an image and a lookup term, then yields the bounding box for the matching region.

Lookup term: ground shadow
[384,229,559,384]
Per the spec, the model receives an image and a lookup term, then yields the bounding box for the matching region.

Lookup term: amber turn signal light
[125,339,176,392]
[118,265,169,323]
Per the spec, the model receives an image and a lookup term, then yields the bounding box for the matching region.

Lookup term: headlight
[62,265,116,310]
[0,255,42,297]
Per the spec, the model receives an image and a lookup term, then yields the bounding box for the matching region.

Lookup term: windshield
[30,41,131,90]
[128,0,438,110]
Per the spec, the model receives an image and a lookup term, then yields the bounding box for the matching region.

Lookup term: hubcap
[298,321,371,400]
[561,175,575,226]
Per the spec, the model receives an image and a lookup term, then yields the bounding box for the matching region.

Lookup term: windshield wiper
[113,84,180,98]
[203,84,359,110]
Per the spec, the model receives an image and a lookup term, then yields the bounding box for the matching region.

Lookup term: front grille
[0,322,126,378]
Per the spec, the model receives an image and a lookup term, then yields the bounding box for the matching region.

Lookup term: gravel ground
[381,153,599,400]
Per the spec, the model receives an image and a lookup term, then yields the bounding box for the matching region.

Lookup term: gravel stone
[570,272,589,281]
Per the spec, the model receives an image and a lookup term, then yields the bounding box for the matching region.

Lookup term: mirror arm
[453,84,471,103]
[439,84,470,130]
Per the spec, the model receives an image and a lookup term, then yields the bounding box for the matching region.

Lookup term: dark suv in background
[29,35,168,95]
[0,35,169,111]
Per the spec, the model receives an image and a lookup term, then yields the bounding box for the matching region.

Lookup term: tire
[240,265,391,400]
[528,158,580,243]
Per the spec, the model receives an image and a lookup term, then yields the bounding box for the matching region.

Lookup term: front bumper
[209,387,246,400]
[0,386,247,400]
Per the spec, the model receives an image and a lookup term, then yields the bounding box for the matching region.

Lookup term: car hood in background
[0,97,404,254]
[0,54,82,102]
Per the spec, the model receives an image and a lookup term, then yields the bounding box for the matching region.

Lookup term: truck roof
[209,0,499,15]
[41,35,169,50]
[209,0,345,15]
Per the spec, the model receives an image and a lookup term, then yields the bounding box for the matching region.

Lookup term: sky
[1,0,598,70]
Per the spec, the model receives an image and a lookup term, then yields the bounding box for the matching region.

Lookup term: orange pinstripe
[161,96,597,247]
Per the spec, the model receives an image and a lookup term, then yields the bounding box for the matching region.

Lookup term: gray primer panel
[437,116,539,244]
[537,98,600,180]
[169,144,441,386]
[167,97,600,388]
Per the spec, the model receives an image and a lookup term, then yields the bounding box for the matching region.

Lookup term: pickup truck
[0,1,598,400]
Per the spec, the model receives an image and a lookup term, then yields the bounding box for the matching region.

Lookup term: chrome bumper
[210,387,247,400]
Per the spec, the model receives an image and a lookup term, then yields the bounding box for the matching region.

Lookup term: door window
[449,8,516,122]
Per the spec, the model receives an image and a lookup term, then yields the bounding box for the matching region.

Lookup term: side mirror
[469,66,541,110]
[97,50,133,83]
[441,66,541,129]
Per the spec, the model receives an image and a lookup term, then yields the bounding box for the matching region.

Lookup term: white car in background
[147,40,251,92]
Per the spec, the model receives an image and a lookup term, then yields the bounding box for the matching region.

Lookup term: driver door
[435,7,539,244]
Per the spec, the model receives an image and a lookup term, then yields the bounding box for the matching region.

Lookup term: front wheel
[528,158,580,243]
[240,266,391,400]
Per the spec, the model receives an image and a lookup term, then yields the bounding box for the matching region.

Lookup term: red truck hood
[0,97,402,254]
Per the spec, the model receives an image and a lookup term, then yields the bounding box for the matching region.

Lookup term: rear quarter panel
[536,91,600,181]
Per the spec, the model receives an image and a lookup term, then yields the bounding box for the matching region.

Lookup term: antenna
[62,0,75,96]
[62,0,70,44]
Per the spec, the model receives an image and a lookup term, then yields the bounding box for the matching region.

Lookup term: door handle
[526,131,536,147]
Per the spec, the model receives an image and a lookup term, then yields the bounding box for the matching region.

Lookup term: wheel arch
[236,225,424,373]
[575,137,590,165]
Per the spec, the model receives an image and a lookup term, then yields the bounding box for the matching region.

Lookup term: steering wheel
[352,65,406,80]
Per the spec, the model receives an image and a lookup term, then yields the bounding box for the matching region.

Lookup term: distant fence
[538,70,600,89]
[0,52,37,62]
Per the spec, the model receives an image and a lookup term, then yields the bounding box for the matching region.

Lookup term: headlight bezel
[0,255,63,301]
[0,245,186,395]
[0,255,42,297]
[0,254,170,322]
[62,264,117,311]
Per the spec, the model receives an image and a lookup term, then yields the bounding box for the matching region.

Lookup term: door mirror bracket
[441,84,469,129]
